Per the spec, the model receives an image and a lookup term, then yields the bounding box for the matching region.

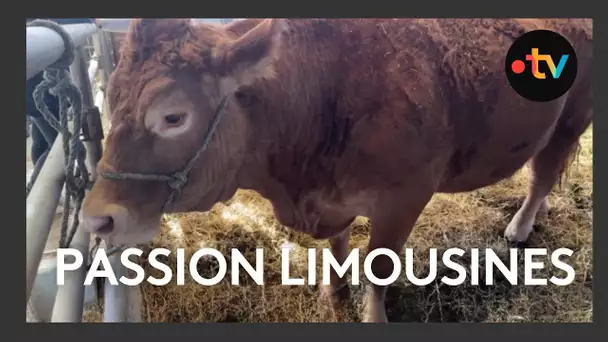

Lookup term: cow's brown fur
[82,18,593,322]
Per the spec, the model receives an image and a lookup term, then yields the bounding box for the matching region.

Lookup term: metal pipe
[126,283,142,322]
[100,31,116,75]
[74,45,104,173]
[70,46,95,110]
[27,297,40,322]
[95,19,132,33]
[96,18,233,33]
[50,224,90,322]
[87,55,98,86]
[91,35,107,82]
[103,251,128,322]
[73,44,104,166]
[91,31,114,118]
[27,23,99,80]
[95,90,105,127]
[26,137,65,302]
[50,45,103,322]
[50,157,102,322]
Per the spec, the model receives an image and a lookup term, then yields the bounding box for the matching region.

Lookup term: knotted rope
[26,19,91,249]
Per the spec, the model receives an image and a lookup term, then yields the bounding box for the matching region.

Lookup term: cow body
[83,18,593,322]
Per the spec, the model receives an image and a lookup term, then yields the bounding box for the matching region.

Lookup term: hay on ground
[83,127,593,323]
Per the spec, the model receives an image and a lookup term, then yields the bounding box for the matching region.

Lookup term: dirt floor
[77,125,593,323]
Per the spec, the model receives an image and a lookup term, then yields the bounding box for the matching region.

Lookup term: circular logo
[505,29,577,102]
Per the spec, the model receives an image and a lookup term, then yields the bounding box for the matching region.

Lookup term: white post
[126,284,143,322]
[91,31,114,88]
[87,55,98,86]
[26,137,65,302]
[103,250,128,322]
[50,225,90,322]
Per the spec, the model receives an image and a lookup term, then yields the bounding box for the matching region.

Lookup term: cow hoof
[362,311,388,323]
[503,213,533,243]
[362,300,388,323]
[318,284,357,322]
[320,283,350,302]
[319,284,351,312]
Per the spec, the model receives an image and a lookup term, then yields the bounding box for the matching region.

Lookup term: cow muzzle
[82,204,159,245]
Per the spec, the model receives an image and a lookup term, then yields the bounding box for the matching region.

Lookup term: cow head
[82,18,285,245]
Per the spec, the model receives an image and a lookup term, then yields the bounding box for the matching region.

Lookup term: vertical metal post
[71,44,104,172]
[26,137,65,302]
[74,42,132,323]
[51,45,101,322]
[108,33,121,67]
[50,223,90,322]
[126,283,143,322]
[92,30,115,130]
[87,54,98,87]
[70,46,95,108]
[92,31,114,89]
[27,299,40,322]
[103,251,128,322]
[104,31,118,74]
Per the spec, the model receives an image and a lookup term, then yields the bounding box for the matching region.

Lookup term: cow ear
[213,19,285,92]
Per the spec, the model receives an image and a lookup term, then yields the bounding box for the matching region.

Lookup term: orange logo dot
[511,60,525,74]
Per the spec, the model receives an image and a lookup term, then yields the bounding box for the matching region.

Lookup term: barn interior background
[26,18,593,323]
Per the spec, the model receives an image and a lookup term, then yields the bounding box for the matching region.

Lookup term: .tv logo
[505,29,577,102]
[510,48,569,80]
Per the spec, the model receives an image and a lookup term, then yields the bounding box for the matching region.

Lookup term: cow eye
[164,113,186,126]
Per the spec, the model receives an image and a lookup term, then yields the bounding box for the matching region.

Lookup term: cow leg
[363,189,434,322]
[503,157,556,242]
[320,225,353,304]
[538,196,549,217]
[504,112,592,242]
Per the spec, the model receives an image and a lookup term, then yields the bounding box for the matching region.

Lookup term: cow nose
[83,216,115,236]
[83,204,130,238]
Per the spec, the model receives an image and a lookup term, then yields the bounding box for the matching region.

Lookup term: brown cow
[82,18,593,322]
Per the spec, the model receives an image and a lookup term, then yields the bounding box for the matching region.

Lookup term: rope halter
[99,96,229,213]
